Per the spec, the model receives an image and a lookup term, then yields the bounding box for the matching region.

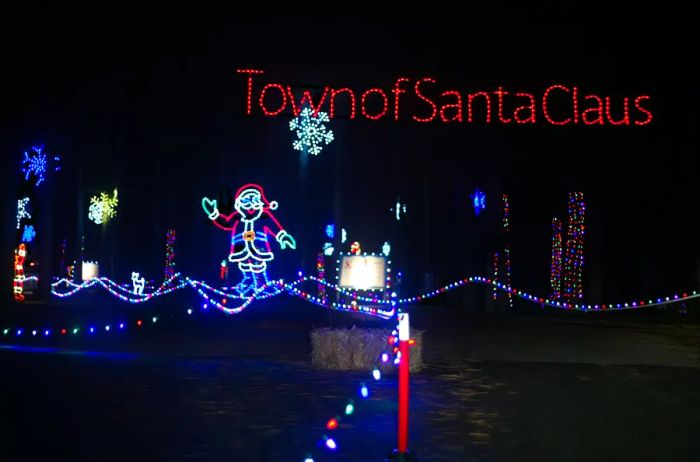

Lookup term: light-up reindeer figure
[131,272,145,295]
[202,184,296,295]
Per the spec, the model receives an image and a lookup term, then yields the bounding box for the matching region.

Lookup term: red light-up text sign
[237,68,652,126]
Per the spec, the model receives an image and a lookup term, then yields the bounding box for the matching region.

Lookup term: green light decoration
[345,400,355,416]
[88,188,119,224]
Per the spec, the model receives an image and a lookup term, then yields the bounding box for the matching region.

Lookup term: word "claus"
[237,69,652,126]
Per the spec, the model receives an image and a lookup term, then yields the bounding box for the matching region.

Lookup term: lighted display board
[338,255,387,290]
[81,261,99,281]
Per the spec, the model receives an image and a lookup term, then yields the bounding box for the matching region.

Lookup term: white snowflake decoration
[17,197,31,229]
[289,107,334,156]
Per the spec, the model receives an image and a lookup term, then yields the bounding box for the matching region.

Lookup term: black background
[1,2,697,304]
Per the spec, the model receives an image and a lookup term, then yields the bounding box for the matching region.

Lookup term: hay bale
[311,326,423,372]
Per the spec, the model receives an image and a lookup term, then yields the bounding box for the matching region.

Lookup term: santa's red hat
[234,183,278,210]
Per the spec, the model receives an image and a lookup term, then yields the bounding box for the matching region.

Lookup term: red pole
[397,313,410,454]
[398,337,410,452]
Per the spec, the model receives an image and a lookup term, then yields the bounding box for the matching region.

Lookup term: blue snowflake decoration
[289,107,334,156]
[21,224,36,242]
[471,189,486,216]
[22,146,48,186]
[21,145,60,186]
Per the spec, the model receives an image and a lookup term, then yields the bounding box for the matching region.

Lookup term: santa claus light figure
[202,184,296,295]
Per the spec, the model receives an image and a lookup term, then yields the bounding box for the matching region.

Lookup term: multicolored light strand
[493,194,513,307]
[563,192,586,301]
[316,252,327,304]
[502,194,510,232]
[49,272,698,314]
[550,218,564,300]
[2,313,160,342]
[304,314,405,461]
[164,229,176,281]
[492,251,499,301]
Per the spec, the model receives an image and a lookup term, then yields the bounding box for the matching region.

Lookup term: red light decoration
[13,244,26,302]
[326,418,339,430]
[236,68,264,115]
[392,77,409,121]
[543,84,572,125]
[467,92,492,123]
[361,88,389,120]
[412,77,437,122]
[440,91,463,122]
[137,320,143,327]
[634,96,653,125]
[605,96,630,125]
[495,87,511,123]
[236,69,654,125]
[514,93,536,123]
[259,83,287,116]
[287,87,330,117]
[330,88,356,119]
[236,69,653,126]
[582,95,604,125]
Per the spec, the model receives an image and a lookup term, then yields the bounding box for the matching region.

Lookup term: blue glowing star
[471,189,486,216]
[21,225,36,242]
[289,107,334,155]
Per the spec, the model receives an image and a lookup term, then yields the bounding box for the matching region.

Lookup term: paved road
[2,302,700,461]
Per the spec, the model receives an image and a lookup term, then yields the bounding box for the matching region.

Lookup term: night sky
[2,3,698,304]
